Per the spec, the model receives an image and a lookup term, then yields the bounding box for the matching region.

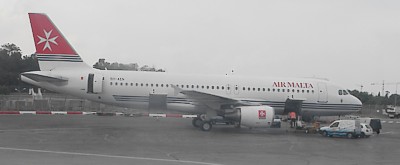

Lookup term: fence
[0,93,137,113]
[0,93,388,118]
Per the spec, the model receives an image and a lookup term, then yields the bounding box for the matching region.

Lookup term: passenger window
[141,83,143,86]
[181,85,184,88]
[338,90,343,95]
[257,88,260,91]
[146,84,148,87]
[248,87,251,91]
[243,87,246,91]
[125,83,128,86]
[192,85,194,88]
[263,88,265,92]
[202,86,204,89]
[161,84,163,87]
[222,86,225,90]
[277,89,280,92]
[207,86,209,89]
[120,83,123,86]
[212,86,214,89]
[217,86,219,90]
[253,88,255,91]
[292,89,295,92]
[272,88,275,92]
[186,85,189,88]
[110,82,113,85]
[156,84,158,87]
[136,83,139,86]
[131,83,133,86]
[166,84,169,87]
[282,89,285,92]
[302,90,304,93]
[268,88,271,92]
[307,90,309,93]
[151,84,153,87]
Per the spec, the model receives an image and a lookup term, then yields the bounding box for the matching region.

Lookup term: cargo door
[317,82,328,103]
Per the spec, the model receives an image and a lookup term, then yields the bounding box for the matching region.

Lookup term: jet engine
[224,105,275,128]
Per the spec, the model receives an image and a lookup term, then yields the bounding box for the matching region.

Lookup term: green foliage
[0,43,39,94]
[93,58,165,72]
[349,90,399,106]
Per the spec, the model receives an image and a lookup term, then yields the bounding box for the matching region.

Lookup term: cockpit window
[343,90,349,95]
[338,90,349,95]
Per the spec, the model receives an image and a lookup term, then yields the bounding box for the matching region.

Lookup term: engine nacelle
[225,105,275,128]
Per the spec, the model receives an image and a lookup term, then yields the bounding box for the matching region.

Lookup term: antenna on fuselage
[225,69,235,76]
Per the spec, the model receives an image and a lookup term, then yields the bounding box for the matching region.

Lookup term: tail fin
[29,13,89,71]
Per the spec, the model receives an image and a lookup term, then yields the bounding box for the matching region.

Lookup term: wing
[172,85,260,110]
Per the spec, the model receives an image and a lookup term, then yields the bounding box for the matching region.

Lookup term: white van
[320,120,371,138]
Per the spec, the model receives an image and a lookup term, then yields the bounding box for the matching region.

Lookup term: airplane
[21,13,362,131]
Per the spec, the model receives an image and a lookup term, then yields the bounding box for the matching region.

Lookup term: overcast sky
[1,0,400,95]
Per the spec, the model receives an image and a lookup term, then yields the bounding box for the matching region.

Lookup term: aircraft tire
[234,122,241,128]
[192,118,202,128]
[201,121,212,131]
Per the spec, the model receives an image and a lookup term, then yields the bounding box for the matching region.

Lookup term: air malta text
[273,82,314,88]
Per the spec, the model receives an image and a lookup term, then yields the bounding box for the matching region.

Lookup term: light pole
[395,83,399,107]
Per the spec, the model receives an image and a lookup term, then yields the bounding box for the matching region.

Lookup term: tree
[92,58,164,72]
[0,43,39,94]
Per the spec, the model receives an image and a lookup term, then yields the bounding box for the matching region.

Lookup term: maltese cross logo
[37,29,59,51]
[258,110,266,119]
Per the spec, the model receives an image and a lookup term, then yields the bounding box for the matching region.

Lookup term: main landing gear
[192,115,214,131]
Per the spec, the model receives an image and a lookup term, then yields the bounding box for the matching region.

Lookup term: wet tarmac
[0,115,399,165]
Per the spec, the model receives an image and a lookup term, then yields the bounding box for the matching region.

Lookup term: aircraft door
[317,82,328,103]
[87,73,104,94]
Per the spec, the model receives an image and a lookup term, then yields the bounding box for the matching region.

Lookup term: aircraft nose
[352,96,362,110]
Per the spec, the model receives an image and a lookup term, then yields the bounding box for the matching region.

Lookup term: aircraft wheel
[234,122,241,128]
[192,117,202,128]
[201,121,212,131]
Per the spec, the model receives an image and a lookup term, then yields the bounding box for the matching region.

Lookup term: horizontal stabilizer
[21,72,68,83]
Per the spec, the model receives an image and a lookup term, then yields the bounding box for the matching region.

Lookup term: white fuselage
[22,67,362,118]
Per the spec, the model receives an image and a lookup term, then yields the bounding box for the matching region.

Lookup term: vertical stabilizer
[29,13,90,71]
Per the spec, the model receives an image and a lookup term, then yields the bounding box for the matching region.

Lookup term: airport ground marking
[0,146,222,165]
[0,128,89,132]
